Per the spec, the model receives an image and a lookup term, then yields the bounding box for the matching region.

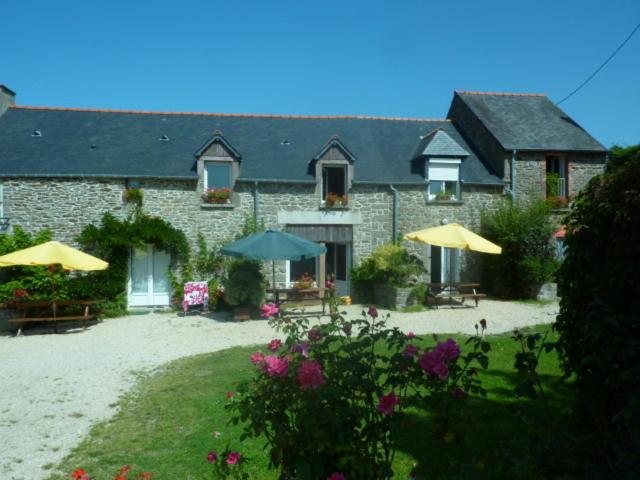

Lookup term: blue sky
[2,0,638,147]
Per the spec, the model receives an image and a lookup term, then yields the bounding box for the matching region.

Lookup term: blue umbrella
[221,229,326,287]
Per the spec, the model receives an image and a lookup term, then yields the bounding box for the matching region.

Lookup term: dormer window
[427,159,461,202]
[313,135,356,208]
[195,131,241,206]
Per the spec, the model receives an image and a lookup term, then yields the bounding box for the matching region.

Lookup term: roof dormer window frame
[312,135,356,208]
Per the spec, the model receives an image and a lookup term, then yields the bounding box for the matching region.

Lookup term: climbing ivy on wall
[75,212,190,315]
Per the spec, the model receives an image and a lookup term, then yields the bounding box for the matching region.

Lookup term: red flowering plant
[324,192,348,207]
[227,297,491,479]
[203,188,233,204]
[206,446,249,479]
[71,465,153,479]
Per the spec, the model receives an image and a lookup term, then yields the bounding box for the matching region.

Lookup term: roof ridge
[9,105,450,123]
[455,90,546,97]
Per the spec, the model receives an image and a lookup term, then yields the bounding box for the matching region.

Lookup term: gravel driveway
[0,300,558,480]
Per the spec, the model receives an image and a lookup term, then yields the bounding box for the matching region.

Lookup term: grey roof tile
[452,92,606,152]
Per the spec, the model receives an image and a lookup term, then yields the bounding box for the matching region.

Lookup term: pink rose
[298,360,326,390]
[291,342,311,358]
[327,473,346,480]
[226,452,241,465]
[368,306,378,319]
[264,355,289,377]
[435,338,461,362]
[207,451,218,463]
[406,331,416,339]
[402,344,419,357]
[250,350,265,365]
[308,328,322,342]
[261,303,280,318]
[377,391,401,415]
[419,350,449,380]
[480,318,487,329]
[268,339,283,352]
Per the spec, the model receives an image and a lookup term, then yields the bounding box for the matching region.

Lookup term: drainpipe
[510,150,517,201]
[389,184,399,243]
[253,181,259,225]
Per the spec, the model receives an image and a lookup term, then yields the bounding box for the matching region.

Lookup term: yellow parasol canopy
[404,223,502,254]
[0,241,108,271]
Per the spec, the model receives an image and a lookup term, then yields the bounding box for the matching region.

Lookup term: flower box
[202,188,232,204]
[324,193,348,208]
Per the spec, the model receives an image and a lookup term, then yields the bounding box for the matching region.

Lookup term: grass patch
[49,325,570,479]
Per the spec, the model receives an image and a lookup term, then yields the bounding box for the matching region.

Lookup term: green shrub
[555,145,640,477]
[77,212,190,315]
[224,259,266,308]
[351,244,424,302]
[481,200,558,298]
[0,226,72,302]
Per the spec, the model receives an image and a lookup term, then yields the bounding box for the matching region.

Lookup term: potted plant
[324,192,348,207]
[203,188,232,204]
[293,272,316,290]
[123,187,144,206]
[435,190,454,201]
[223,259,266,320]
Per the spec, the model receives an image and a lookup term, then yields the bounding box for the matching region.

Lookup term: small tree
[480,199,558,298]
[224,259,266,309]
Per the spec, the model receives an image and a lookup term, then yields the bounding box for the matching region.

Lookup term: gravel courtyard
[0,300,558,480]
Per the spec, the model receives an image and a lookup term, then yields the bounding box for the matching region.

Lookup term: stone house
[0,85,606,307]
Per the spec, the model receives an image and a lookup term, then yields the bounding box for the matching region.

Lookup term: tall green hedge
[555,145,640,476]
[480,200,558,298]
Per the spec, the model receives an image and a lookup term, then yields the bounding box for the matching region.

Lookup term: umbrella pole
[272,260,276,289]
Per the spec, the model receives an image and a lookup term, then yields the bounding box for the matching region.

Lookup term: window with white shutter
[427,159,461,201]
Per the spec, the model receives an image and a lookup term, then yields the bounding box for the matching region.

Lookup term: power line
[556,21,640,105]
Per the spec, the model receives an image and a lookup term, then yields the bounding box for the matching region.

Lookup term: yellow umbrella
[0,241,108,270]
[404,223,502,254]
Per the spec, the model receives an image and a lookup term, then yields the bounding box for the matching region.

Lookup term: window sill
[201,202,234,209]
[427,200,464,205]
[319,205,350,211]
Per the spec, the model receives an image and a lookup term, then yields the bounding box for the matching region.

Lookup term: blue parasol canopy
[221,230,326,288]
[221,229,326,261]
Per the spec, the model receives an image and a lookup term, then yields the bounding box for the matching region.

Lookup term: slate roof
[0,106,502,185]
[451,91,606,152]
[414,128,470,158]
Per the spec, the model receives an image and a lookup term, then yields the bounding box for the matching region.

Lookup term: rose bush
[227,298,490,479]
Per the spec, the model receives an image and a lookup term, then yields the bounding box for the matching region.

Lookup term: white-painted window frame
[427,158,461,201]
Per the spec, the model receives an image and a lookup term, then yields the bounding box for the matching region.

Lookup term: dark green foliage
[76,212,190,315]
[555,145,640,477]
[351,244,425,302]
[224,258,266,308]
[0,226,70,301]
[235,214,266,240]
[481,200,558,298]
[123,187,144,206]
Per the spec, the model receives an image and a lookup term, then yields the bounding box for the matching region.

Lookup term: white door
[129,245,171,307]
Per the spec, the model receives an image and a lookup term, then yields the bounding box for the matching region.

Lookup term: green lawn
[48,325,571,479]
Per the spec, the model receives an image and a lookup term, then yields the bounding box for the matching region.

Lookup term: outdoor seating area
[266,287,334,314]
[426,282,487,308]
[7,299,101,336]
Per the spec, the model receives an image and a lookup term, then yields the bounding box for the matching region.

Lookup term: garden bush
[223,259,266,309]
[480,199,558,298]
[351,243,424,303]
[228,300,489,479]
[555,145,640,477]
[0,226,70,302]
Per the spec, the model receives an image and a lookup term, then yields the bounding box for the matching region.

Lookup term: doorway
[128,245,171,307]
[430,245,460,284]
[326,242,351,296]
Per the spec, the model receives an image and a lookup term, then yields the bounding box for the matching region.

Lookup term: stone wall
[515,152,606,204]
[2,177,506,287]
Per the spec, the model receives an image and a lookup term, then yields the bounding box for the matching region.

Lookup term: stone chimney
[0,85,16,116]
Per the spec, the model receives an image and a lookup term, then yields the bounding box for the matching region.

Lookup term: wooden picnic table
[427,283,486,308]
[5,299,101,336]
[266,287,333,314]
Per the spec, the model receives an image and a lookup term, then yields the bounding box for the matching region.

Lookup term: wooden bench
[427,283,486,308]
[267,287,334,315]
[7,300,101,336]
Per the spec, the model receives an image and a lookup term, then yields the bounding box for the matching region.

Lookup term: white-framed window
[204,161,233,190]
[427,159,461,201]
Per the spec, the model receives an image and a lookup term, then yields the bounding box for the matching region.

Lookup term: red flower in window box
[203,188,232,204]
[324,192,348,207]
